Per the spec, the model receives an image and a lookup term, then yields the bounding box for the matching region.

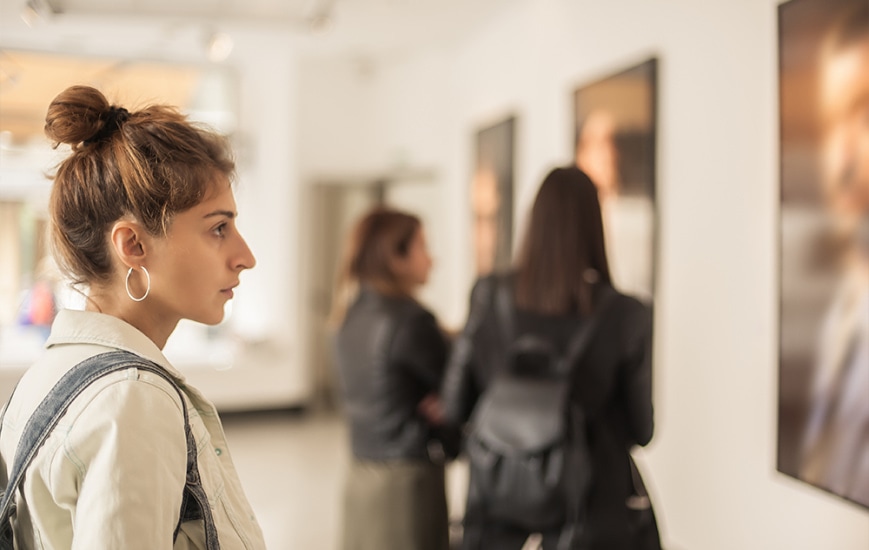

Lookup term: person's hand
[417,393,445,426]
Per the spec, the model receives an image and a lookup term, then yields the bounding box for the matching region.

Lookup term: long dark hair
[515,166,611,316]
[330,207,421,325]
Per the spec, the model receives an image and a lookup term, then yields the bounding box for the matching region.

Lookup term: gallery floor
[222,408,469,550]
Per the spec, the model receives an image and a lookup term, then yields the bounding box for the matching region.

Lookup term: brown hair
[44,85,235,286]
[822,1,869,55]
[330,207,421,324]
[514,166,611,316]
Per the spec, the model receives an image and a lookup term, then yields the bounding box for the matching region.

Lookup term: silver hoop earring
[125,266,151,302]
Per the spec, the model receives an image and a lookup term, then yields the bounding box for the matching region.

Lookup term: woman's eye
[213,222,227,237]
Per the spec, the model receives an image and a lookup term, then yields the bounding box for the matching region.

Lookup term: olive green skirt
[342,459,450,550]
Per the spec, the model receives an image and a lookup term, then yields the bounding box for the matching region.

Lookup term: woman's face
[145,177,256,326]
[394,227,433,290]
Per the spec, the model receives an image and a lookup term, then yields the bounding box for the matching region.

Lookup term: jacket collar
[46,309,185,381]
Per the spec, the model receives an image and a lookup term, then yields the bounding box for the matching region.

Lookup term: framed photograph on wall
[777,0,868,509]
[471,116,516,277]
[572,57,657,303]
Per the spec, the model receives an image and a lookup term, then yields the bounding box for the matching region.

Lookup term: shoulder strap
[494,278,619,376]
[493,274,516,344]
[558,285,619,375]
[0,351,219,549]
[555,288,619,549]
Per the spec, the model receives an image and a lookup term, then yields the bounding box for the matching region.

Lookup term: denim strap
[0,350,219,549]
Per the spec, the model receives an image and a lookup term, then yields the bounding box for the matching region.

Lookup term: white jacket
[0,310,266,549]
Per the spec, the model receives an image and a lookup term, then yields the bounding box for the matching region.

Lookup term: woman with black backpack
[441,166,662,549]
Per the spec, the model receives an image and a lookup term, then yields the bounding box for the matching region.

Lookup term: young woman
[442,166,662,549]
[0,86,266,548]
[331,207,453,550]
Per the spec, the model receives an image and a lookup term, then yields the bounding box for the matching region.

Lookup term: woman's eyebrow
[203,209,237,219]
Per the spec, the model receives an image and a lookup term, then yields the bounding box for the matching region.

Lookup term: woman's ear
[388,250,409,279]
[110,220,149,268]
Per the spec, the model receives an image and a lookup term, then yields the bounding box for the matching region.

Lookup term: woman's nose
[236,234,256,270]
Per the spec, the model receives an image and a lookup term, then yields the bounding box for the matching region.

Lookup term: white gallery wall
[296,0,869,548]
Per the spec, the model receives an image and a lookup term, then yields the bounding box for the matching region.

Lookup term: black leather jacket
[333,288,450,461]
[442,274,660,549]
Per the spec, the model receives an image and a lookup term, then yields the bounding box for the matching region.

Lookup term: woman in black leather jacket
[442,167,663,549]
[331,207,452,550]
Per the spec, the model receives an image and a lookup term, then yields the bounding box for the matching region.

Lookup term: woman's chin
[191,310,226,326]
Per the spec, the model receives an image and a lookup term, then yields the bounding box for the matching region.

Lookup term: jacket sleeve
[63,377,188,549]
[619,300,655,446]
[390,309,450,391]
[441,277,494,425]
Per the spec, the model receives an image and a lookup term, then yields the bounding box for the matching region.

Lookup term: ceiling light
[308,0,335,33]
[206,32,233,63]
[20,0,54,28]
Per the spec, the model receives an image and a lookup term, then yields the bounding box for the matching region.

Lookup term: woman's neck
[85,287,178,349]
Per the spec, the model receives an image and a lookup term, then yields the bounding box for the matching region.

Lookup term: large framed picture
[777,0,868,508]
[573,58,657,303]
[471,116,516,277]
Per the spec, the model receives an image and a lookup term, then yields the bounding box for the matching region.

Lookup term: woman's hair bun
[44,85,115,146]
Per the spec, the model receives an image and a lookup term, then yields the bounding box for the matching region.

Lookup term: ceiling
[44,0,318,21]
[0,0,516,143]
[0,51,206,140]
[1,0,516,58]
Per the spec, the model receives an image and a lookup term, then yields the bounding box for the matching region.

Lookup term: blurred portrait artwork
[778,0,869,508]
[573,58,657,303]
[471,116,515,277]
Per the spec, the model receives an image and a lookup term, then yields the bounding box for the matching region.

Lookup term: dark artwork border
[572,57,658,304]
[472,115,516,277]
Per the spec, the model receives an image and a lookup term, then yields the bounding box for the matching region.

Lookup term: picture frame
[471,116,516,277]
[777,0,869,509]
[573,57,658,303]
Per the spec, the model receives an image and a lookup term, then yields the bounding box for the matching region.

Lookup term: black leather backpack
[464,279,616,548]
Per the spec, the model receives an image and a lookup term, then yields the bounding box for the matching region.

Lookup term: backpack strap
[558,285,619,375]
[493,273,516,345]
[495,277,619,377]
[0,350,219,549]
[557,286,619,550]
